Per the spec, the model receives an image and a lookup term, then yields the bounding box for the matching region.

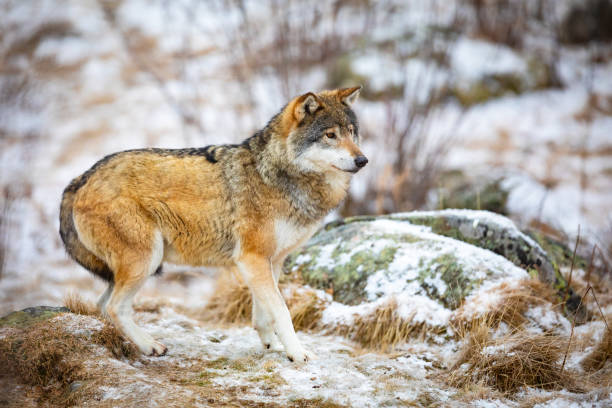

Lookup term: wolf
[59,87,367,362]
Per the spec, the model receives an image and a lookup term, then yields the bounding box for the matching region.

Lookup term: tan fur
[59,87,366,360]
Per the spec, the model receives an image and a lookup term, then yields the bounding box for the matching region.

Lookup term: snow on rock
[390,210,557,284]
[289,211,532,308]
[278,211,584,344]
[287,211,538,337]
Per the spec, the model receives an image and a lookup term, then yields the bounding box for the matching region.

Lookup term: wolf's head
[281,87,368,174]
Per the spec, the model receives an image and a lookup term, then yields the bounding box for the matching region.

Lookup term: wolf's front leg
[252,298,283,351]
[238,254,316,362]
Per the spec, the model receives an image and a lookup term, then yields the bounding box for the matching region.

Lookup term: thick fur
[59,87,366,361]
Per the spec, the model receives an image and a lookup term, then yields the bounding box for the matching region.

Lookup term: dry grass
[0,306,144,405]
[0,319,86,388]
[63,292,99,316]
[201,272,327,332]
[63,292,140,359]
[447,279,589,394]
[92,322,140,360]
[450,381,505,404]
[203,275,446,350]
[202,274,438,350]
[449,320,577,394]
[330,299,444,351]
[582,326,612,372]
[286,287,326,332]
[201,272,252,324]
[453,279,557,331]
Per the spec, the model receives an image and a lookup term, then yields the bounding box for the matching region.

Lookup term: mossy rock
[437,175,509,215]
[419,254,479,310]
[381,211,558,285]
[526,230,588,317]
[286,213,530,308]
[527,231,588,272]
[286,221,421,305]
[452,73,525,107]
[0,306,69,328]
[452,61,560,107]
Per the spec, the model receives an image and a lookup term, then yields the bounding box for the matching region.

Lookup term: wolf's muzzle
[354,155,368,169]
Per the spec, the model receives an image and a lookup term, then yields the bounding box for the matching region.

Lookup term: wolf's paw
[287,348,317,363]
[265,337,285,352]
[143,341,168,356]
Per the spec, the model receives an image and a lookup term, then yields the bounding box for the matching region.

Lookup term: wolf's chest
[273,218,319,259]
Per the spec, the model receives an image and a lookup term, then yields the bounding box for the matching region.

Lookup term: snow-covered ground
[3,278,609,407]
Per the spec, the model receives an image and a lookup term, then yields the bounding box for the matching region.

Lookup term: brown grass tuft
[92,322,140,360]
[63,292,140,359]
[330,299,444,351]
[286,287,326,332]
[203,273,445,350]
[449,320,577,394]
[453,279,557,331]
[63,292,99,316]
[582,327,612,372]
[0,320,85,387]
[201,270,328,331]
[201,271,252,324]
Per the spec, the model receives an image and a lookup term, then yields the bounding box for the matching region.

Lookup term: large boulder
[286,210,563,308]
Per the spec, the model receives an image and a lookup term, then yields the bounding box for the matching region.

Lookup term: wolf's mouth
[332,165,359,174]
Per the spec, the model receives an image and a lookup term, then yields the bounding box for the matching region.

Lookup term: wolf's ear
[338,86,362,106]
[293,92,321,122]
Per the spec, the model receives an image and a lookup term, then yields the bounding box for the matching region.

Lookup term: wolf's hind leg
[252,297,283,351]
[75,199,166,355]
[106,261,167,356]
[97,282,114,317]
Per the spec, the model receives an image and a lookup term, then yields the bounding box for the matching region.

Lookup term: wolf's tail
[59,177,114,282]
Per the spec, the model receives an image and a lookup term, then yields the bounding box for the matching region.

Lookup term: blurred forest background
[1,0,611,312]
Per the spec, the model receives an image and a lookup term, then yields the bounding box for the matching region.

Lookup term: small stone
[70,381,82,392]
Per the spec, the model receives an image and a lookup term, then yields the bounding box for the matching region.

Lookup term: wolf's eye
[325,132,337,139]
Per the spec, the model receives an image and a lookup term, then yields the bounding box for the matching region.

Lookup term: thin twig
[589,289,610,333]
[565,225,581,303]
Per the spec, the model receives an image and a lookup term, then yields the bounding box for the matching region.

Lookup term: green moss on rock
[401,213,557,286]
[419,254,479,309]
[286,222,421,305]
[438,178,509,215]
[453,73,525,107]
[287,211,579,314]
[0,306,69,328]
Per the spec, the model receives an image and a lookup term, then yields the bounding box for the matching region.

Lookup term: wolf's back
[59,175,113,282]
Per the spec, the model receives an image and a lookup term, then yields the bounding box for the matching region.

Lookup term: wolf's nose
[355,156,368,168]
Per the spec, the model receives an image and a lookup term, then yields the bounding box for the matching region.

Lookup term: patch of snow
[472,400,515,408]
[451,38,527,81]
[52,313,104,336]
[482,344,516,357]
[320,293,452,330]
[364,218,529,303]
[311,241,339,270]
[524,305,571,336]
[534,398,598,408]
[396,294,452,326]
